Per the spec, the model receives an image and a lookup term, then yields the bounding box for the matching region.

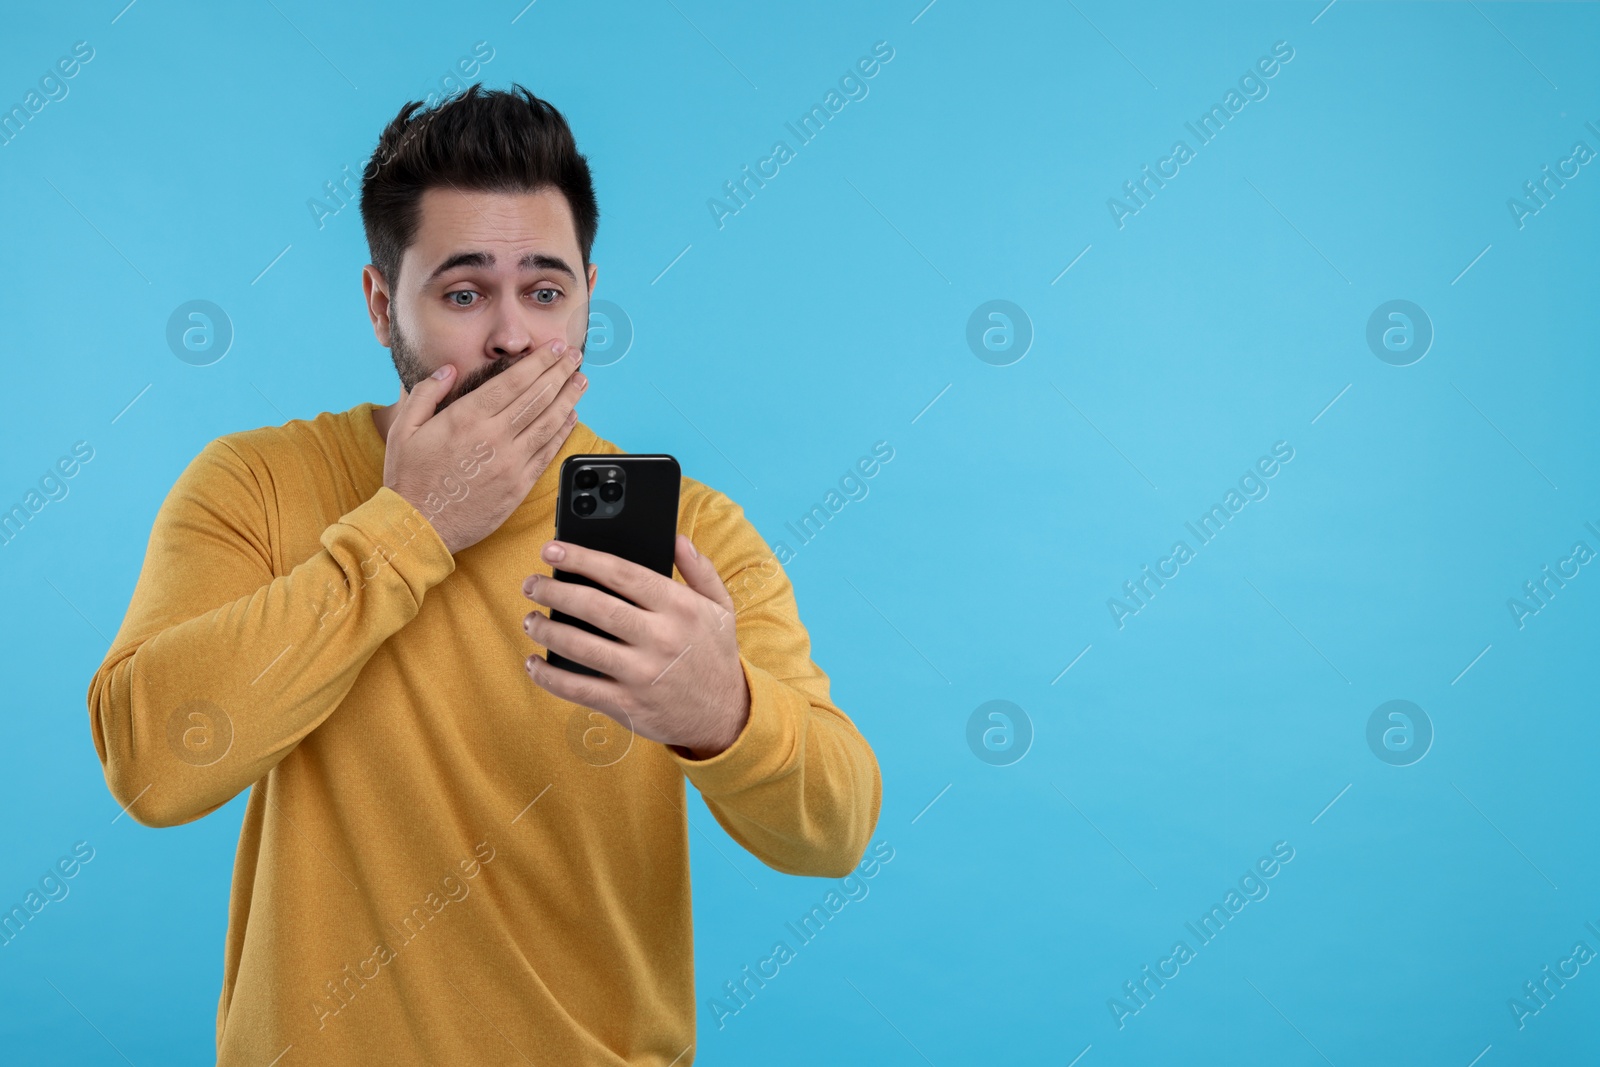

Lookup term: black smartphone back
[546,453,681,678]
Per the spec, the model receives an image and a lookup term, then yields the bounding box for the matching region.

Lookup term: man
[86,84,882,1065]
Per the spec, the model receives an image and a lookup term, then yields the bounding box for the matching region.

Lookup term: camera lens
[598,481,622,503]
[575,468,598,489]
[573,494,596,516]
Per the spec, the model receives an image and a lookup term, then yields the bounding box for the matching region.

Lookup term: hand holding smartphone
[545,454,681,678]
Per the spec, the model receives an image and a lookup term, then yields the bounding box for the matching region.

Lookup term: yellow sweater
[85,401,882,1065]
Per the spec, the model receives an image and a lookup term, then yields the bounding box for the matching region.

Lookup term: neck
[371,401,396,447]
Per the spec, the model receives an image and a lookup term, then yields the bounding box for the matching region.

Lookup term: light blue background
[2,1,1597,1063]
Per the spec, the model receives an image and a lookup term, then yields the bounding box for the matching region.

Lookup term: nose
[486,301,536,360]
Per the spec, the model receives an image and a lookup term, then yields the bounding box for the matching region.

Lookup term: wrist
[679,689,750,761]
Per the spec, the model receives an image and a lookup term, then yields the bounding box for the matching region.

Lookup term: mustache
[437,340,584,410]
[442,358,513,407]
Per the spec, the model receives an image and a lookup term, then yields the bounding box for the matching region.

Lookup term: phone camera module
[570,464,625,518]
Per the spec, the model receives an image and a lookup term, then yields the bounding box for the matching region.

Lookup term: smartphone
[545,453,681,678]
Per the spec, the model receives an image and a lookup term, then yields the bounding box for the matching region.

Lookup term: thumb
[676,534,734,613]
[397,364,455,437]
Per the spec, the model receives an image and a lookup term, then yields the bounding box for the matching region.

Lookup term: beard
[389,312,587,413]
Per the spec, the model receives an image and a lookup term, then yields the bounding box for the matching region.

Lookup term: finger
[541,541,678,614]
[520,407,578,478]
[524,575,650,646]
[513,367,585,469]
[488,336,579,427]
[394,364,456,438]
[675,535,735,613]
[525,643,630,709]
[527,609,636,682]
[527,657,653,744]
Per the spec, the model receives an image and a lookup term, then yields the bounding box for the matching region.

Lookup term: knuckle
[586,643,621,683]
[702,601,732,634]
[523,423,553,459]
[644,621,677,658]
[544,409,576,441]
[529,379,556,408]
[509,393,542,432]
[606,575,636,605]
[610,688,640,724]
[564,676,593,704]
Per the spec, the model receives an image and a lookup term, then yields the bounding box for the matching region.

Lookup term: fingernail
[431,365,453,379]
[543,541,565,562]
[567,346,583,365]
[551,340,567,356]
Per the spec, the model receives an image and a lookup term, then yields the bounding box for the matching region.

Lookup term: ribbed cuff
[333,486,456,606]
[668,653,803,794]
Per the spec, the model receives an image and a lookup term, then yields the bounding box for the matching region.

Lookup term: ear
[363,264,393,346]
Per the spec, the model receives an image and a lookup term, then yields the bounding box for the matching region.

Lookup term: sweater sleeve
[666,485,882,878]
[86,438,455,828]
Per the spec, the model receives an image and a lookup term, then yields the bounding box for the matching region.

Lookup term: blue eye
[447,287,559,308]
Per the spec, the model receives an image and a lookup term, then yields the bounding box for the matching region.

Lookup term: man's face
[365,185,597,412]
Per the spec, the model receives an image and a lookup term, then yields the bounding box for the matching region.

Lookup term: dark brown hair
[359,83,599,291]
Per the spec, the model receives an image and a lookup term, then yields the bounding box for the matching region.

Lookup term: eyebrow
[424,250,578,287]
